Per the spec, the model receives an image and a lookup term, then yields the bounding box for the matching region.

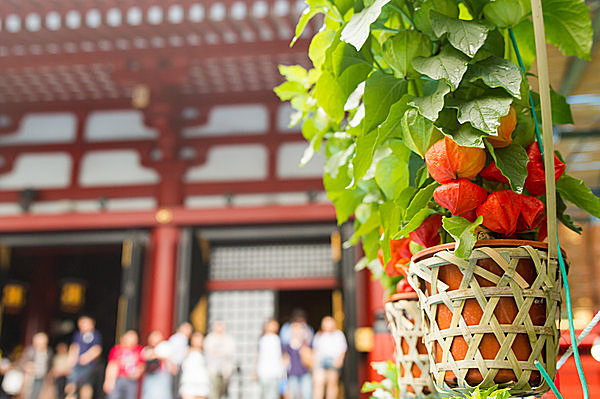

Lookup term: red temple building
[0,1,598,398]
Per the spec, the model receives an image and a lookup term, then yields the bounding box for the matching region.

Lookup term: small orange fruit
[425,137,486,184]
[487,106,516,148]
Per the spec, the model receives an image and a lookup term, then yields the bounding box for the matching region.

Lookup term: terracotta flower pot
[385,292,437,398]
[408,240,563,397]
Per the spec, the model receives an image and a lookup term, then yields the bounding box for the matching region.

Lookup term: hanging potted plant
[275,0,596,396]
[385,279,437,398]
[376,228,439,397]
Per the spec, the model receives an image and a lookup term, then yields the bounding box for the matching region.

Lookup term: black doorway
[277,289,333,333]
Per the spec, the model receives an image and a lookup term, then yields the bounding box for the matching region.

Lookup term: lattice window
[208,290,275,399]
[209,243,334,280]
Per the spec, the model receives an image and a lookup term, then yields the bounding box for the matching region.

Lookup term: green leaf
[465,56,522,99]
[395,207,435,238]
[404,181,438,221]
[413,0,459,38]
[454,95,513,135]
[557,174,600,219]
[412,47,470,90]
[279,65,309,83]
[442,216,483,258]
[410,155,429,187]
[401,108,444,157]
[330,189,365,225]
[348,203,381,244]
[378,95,413,138]
[300,123,328,166]
[333,0,354,15]
[410,80,451,121]
[507,20,536,71]
[380,200,403,261]
[361,381,387,393]
[274,81,306,101]
[461,0,487,18]
[556,193,583,234]
[375,140,411,200]
[486,142,529,193]
[309,29,337,68]
[449,123,485,147]
[482,0,530,28]
[314,62,371,122]
[341,0,391,51]
[543,0,593,60]
[331,41,373,77]
[382,30,432,78]
[531,89,574,125]
[435,107,460,132]
[511,107,535,146]
[396,187,418,210]
[472,29,505,63]
[314,71,346,122]
[351,96,412,181]
[353,131,379,182]
[324,143,354,180]
[363,71,409,133]
[292,0,331,46]
[429,11,490,57]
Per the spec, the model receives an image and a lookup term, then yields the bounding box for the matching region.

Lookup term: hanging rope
[557,310,600,370]
[508,22,590,399]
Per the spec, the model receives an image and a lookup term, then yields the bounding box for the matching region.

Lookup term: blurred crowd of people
[0,311,347,399]
[258,312,347,399]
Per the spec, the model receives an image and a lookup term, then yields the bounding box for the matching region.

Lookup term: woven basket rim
[385,292,419,303]
[411,239,551,264]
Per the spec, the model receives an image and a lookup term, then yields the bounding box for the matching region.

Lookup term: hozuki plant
[275,0,597,294]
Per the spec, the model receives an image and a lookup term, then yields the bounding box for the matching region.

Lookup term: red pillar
[145,224,180,337]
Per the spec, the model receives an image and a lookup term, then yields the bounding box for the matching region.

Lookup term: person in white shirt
[203,322,235,399]
[179,333,210,399]
[169,322,193,398]
[312,316,347,399]
[255,319,284,399]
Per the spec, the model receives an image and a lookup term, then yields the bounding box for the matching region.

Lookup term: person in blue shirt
[65,315,102,399]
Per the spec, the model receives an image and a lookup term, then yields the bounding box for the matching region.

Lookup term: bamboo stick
[530,0,557,262]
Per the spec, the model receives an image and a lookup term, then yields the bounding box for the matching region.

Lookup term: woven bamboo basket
[385,292,437,398]
[407,240,562,397]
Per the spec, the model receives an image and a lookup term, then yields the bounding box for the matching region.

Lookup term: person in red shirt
[103,330,145,399]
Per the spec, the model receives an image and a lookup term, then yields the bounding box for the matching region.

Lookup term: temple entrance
[277,289,334,332]
[0,231,145,364]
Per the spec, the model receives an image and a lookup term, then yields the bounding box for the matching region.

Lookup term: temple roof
[0,0,313,111]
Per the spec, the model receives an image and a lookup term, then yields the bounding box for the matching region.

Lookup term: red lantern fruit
[480,161,509,184]
[396,278,415,294]
[433,179,488,215]
[378,238,413,278]
[476,190,522,236]
[409,214,443,248]
[524,142,566,196]
[516,195,545,232]
[425,137,486,184]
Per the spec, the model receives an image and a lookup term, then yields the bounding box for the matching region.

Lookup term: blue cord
[508,27,590,399]
[535,360,564,399]
[508,29,544,156]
